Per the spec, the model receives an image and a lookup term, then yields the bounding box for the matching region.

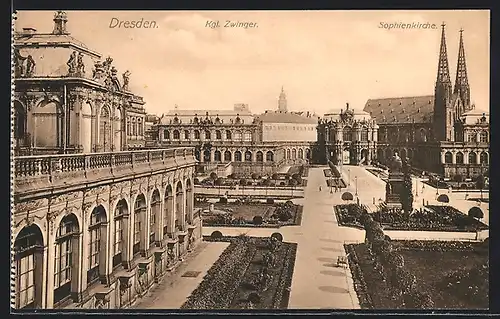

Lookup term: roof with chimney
[364,95,435,124]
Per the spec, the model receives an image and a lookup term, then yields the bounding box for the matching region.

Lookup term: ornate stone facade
[316,103,378,165]
[13,11,146,155]
[150,89,315,175]
[12,148,201,309]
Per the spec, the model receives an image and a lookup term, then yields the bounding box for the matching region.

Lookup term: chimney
[22,27,37,35]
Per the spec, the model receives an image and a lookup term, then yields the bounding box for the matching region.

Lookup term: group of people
[318,185,341,192]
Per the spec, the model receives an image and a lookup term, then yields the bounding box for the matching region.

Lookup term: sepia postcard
[11,9,490,312]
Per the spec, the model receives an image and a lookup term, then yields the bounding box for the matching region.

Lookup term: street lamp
[355,176,358,196]
[415,178,419,197]
[348,168,351,186]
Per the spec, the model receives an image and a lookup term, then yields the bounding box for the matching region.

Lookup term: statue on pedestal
[389,152,403,173]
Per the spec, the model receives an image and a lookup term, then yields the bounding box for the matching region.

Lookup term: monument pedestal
[385,172,404,209]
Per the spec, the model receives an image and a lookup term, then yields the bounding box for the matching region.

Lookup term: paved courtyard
[134,165,488,310]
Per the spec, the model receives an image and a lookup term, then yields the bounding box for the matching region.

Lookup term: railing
[14,148,195,178]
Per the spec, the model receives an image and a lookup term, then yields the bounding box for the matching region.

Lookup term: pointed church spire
[436,22,451,84]
[278,86,287,112]
[454,28,471,112]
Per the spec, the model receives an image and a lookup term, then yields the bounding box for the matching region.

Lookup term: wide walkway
[133,242,229,309]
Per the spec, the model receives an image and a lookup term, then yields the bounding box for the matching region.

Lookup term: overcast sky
[15,10,490,116]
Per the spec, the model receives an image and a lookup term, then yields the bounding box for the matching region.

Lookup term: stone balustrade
[13,148,197,198]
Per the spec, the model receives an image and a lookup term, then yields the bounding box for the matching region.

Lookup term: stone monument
[385,152,404,209]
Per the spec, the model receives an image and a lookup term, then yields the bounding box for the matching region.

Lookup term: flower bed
[372,205,488,232]
[200,201,303,227]
[346,240,489,309]
[327,178,347,189]
[334,204,365,229]
[182,236,298,309]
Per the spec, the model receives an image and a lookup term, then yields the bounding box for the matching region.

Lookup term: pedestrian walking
[319,186,322,192]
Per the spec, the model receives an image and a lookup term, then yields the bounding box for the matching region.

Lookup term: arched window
[127,117,131,136]
[480,152,488,165]
[469,152,477,165]
[113,199,128,269]
[419,129,427,142]
[286,149,291,159]
[292,149,297,159]
[14,102,26,141]
[14,225,44,309]
[305,148,311,159]
[245,150,252,161]
[131,118,136,136]
[137,118,143,136]
[133,194,146,256]
[150,190,160,248]
[164,185,173,237]
[480,131,488,143]
[444,152,453,164]
[87,206,107,285]
[99,106,111,152]
[184,130,190,139]
[163,130,170,140]
[205,130,211,140]
[256,151,263,162]
[226,130,232,140]
[234,131,242,141]
[173,130,180,140]
[467,132,476,142]
[456,152,464,164]
[234,151,242,162]
[224,151,232,162]
[343,128,352,141]
[244,131,252,141]
[266,151,274,162]
[214,150,221,162]
[54,214,79,305]
[298,149,304,159]
[194,130,200,139]
[361,129,368,141]
[193,117,199,124]
[215,130,222,140]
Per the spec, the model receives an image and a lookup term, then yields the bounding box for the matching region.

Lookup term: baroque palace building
[316,103,379,165]
[12,12,202,310]
[13,11,147,155]
[151,87,317,176]
[364,24,489,179]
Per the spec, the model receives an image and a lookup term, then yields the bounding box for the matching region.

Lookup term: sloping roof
[165,109,252,116]
[16,33,88,49]
[364,95,434,124]
[255,111,318,124]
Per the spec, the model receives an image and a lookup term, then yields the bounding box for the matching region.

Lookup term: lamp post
[348,168,351,186]
[355,176,358,196]
[415,178,419,197]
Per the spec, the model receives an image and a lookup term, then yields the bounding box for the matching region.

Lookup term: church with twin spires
[364,23,489,179]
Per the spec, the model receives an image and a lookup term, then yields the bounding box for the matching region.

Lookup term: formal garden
[181,234,297,309]
[323,161,347,188]
[344,209,489,309]
[335,204,488,232]
[196,199,303,227]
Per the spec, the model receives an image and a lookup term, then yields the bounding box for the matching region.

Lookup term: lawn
[346,240,488,309]
[335,204,489,232]
[197,201,303,227]
[181,235,297,309]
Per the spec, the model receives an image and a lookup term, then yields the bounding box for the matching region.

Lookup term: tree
[215,177,224,186]
[271,173,279,180]
[240,178,247,186]
[468,206,484,220]
[210,172,218,180]
[475,175,485,199]
[291,173,302,182]
[400,157,414,214]
[453,174,464,183]
[251,173,259,180]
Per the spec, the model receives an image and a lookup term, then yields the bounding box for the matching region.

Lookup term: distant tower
[278,86,288,112]
[454,28,471,115]
[52,11,69,35]
[432,23,454,142]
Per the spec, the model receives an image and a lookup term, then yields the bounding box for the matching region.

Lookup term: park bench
[336,254,349,268]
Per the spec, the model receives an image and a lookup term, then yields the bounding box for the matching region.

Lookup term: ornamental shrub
[266,198,275,204]
[253,215,263,225]
[211,230,223,240]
